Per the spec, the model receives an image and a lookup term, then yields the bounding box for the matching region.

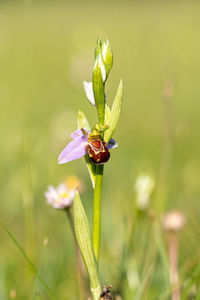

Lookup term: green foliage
[104,79,123,143]
[0,219,54,299]
[73,192,101,300]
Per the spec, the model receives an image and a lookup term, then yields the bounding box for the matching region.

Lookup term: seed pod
[86,139,110,164]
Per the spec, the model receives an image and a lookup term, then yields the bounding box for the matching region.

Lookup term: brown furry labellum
[86,139,110,164]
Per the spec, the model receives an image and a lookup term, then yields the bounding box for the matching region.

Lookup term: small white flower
[134,174,155,210]
[45,183,76,209]
[83,81,95,106]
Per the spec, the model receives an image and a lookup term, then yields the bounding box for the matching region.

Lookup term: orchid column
[58,37,123,300]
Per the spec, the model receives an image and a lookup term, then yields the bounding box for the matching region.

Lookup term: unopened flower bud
[94,36,102,59]
[134,174,155,210]
[102,39,113,78]
[93,54,106,83]
[93,54,106,124]
[162,211,186,233]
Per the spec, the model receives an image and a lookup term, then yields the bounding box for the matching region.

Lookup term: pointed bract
[104,79,123,143]
[77,110,90,130]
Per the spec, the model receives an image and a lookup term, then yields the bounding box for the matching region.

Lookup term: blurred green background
[1,0,200,299]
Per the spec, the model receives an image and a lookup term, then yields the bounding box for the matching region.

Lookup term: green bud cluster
[93,37,113,125]
[92,37,123,145]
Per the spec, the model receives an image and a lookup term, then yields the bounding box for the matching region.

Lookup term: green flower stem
[92,164,104,263]
[91,287,102,300]
[65,208,86,300]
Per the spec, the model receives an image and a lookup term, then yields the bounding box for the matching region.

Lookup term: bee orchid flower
[58,128,117,165]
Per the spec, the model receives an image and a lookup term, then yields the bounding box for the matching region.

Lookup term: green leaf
[0,219,54,299]
[32,239,49,300]
[77,109,90,130]
[74,192,101,300]
[104,79,123,143]
[105,104,111,125]
[93,54,106,125]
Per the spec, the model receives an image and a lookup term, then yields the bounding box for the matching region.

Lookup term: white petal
[57,183,68,194]
[83,81,95,106]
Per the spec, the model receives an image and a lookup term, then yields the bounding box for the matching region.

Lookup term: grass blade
[0,219,54,299]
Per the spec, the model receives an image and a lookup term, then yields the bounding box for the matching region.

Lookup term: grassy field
[1,1,200,299]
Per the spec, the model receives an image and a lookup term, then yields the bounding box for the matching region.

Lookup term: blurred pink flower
[45,183,76,209]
